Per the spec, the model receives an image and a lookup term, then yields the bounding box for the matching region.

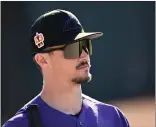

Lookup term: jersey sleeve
[115,107,130,127]
[2,113,29,127]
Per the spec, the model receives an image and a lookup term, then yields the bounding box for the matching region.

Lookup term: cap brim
[74,32,103,40]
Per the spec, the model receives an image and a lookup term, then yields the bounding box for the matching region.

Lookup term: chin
[72,73,92,84]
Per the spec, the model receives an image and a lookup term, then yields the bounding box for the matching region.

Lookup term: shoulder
[82,94,118,113]
[82,94,130,127]
[82,94,116,110]
[2,112,29,127]
[114,108,130,127]
[2,95,41,127]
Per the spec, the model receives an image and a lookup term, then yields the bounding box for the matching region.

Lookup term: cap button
[79,121,83,126]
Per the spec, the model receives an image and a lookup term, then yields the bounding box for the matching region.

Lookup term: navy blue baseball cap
[31,9,103,55]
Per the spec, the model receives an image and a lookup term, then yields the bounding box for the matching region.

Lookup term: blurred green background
[2,1,155,126]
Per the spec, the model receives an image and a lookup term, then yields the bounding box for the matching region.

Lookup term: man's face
[45,45,92,85]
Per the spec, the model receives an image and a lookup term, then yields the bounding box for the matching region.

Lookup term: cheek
[51,51,77,75]
[61,60,76,74]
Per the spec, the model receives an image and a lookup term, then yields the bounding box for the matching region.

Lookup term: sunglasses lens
[80,39,92,56]
[63,39,92,59]
[63,41,80,59]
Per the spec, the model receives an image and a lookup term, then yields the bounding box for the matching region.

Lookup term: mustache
[76,61,91,69]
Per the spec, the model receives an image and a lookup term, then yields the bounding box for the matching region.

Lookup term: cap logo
[34,32,44,48]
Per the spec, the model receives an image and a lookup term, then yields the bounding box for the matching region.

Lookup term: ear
[34,53,48,69]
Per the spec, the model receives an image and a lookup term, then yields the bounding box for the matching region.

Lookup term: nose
[80,49,89,59]
[78,49,90,66]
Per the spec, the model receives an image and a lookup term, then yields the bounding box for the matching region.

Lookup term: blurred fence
[109,96,154,127]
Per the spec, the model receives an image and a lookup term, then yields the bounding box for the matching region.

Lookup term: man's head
[31,9,103,85]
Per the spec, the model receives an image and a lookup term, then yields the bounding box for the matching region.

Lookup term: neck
[40,78,82,115]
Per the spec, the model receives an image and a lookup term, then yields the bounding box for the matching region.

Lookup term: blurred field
[109,96,155,127]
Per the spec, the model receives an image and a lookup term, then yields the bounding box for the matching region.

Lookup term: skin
[34,45,92,115]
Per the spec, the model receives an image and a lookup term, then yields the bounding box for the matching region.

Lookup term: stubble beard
[71,73,92,85]
[72,60,92,84]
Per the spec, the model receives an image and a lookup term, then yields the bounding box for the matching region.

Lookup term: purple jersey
[3,94,130,127]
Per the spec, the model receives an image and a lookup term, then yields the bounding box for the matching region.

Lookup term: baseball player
[3,9,130,127]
